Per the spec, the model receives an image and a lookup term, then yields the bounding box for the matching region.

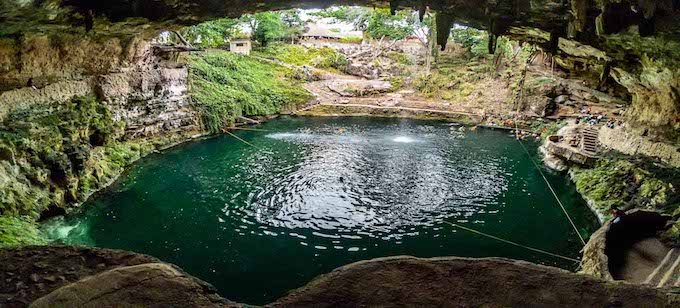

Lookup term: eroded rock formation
[3,247,679,307]
[275,256,680,307]
[30,263,227,308]
[0,34,198,137]
[2,0,676,138]
[0,33,201,219]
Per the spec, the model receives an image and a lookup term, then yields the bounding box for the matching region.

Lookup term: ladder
[643,248,680,288]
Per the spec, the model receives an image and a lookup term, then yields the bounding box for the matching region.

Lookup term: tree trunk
[425,28,433,75]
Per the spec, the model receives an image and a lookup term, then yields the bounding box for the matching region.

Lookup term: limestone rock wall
[0,33,200,219]
[599,126,680,167]
[0,34,199,139]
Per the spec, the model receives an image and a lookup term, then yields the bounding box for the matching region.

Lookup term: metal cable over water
[512,55,586,246]
[443,221,580,263]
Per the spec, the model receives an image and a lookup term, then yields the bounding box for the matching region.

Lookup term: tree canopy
[179,18,242,48]
[312,6,417,41]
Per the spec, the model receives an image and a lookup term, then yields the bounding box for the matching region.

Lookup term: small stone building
[229,39,251,55]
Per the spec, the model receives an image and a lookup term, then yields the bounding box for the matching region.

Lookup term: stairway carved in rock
[580,126,599,156]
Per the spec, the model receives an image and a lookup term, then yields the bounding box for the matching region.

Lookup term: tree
[312,7,412,41]
[408,11,435,75]
[280,10,307,44]
[179,18,241,48]
[365,9,413,41]
[250,12,286,46]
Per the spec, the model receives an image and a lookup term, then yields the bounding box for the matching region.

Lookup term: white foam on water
[265,133,315,140]
[42,218,95,246]
[392,136,416,143]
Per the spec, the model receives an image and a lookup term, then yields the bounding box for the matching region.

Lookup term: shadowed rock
[274,256,680,307]
[3,247,679,307]
[29,263,227,308]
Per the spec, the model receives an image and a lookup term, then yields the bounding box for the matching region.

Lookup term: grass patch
[0,216,48,248]
[571,157,680,216]
[386,52,413,65]
[188,51,312,133]
[530,120,567,139]
[252,43,348,71]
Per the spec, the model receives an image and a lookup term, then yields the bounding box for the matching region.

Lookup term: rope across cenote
[443,221,580,263]
[514,134,587,246]
[512,56,586,246]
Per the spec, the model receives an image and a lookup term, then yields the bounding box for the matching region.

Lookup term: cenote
[44,116,599,304]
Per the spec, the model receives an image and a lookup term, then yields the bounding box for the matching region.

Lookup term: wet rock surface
[598,126,680,167]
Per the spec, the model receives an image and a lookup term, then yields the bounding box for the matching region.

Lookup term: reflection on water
[254,130,505,238]
[43,116,599,305]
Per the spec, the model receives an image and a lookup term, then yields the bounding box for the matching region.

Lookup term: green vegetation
[176,10,307,48]
[0,96,121,216]
[0,96,166,247]
[0,216,47,248]
[386,52,413,65]
[571,156,680,243]
[414,57,492,100]
[529,120,567,139]
[312,7,417,40]
[571,157,679,216]
[450,27,514,60]
[340,37,363,44]
[254,43,347,71]
[179,18,243,48]
[249,12,287,47]
[188,51,312,132]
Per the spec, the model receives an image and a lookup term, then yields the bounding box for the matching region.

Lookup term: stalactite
[595,13,604,36]
[638,0,657,19]
[390,0,400,15]
[488,32,497,54]
[638,15,656,37]
[569,0,587,37]
[598,61,611,90]
[435,12,455,51]
[549,30,559,54]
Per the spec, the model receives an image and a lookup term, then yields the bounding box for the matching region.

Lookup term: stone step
[644,248,680,288]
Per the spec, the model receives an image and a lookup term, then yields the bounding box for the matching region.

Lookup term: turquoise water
[44,116,599,304]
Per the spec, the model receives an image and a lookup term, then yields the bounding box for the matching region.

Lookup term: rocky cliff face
[0,34,199,138]
[599,125,680,167]
[0,33,200,221]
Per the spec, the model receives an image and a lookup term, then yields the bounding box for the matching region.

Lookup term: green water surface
[45,116,599,304]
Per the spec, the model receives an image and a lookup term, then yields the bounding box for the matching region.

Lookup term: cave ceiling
[0,1,679,72]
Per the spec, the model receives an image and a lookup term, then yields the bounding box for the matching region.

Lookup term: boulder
[30,263,227,308]
[274,256,679,308]
[327,80,393,97]
[554,94,569,104]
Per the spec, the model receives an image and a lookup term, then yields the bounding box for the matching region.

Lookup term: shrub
[253,43,348,71]
[0,216,47,248]
[188,51,312,132]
